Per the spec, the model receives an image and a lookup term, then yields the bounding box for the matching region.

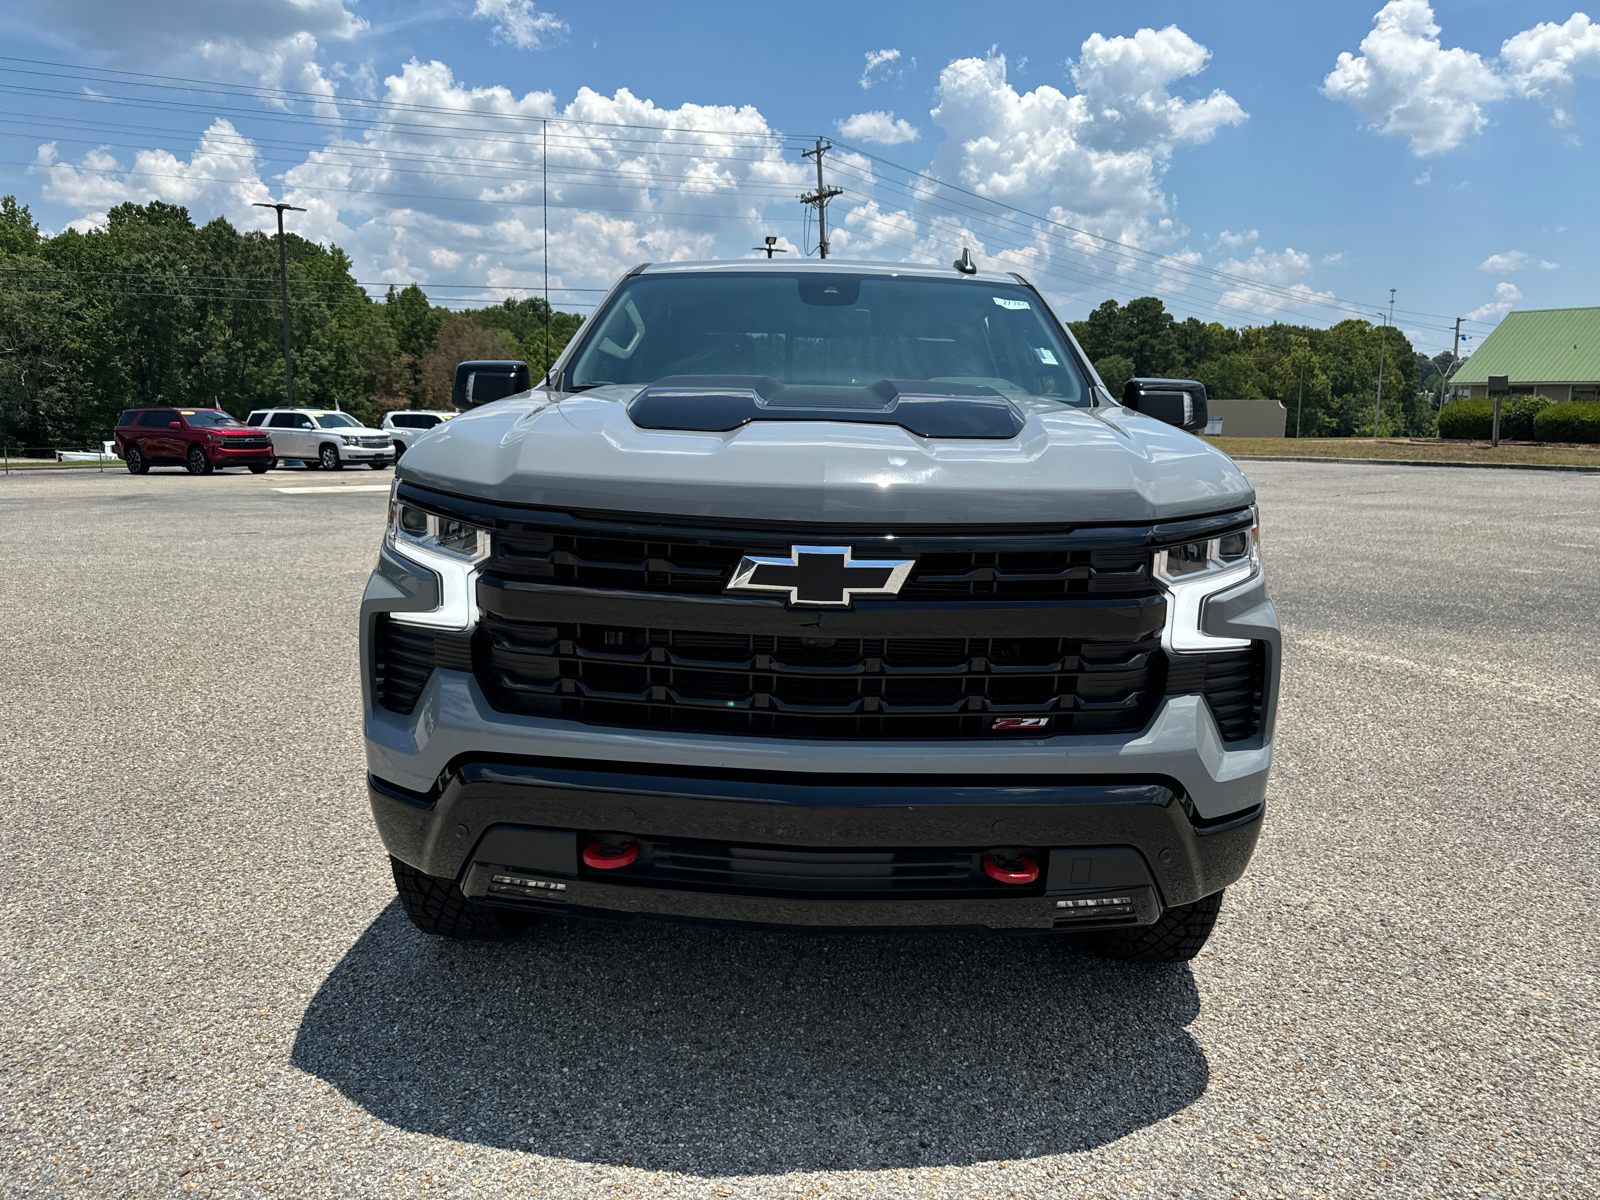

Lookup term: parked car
[380,410,456,459]
[115,407,275,475]
[363,259,1279,963]
[244,408,392,470]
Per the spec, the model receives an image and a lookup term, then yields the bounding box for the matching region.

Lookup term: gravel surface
[2,463,1596,1199]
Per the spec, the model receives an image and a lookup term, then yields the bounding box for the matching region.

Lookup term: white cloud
[836,111,920,144]
[1501,13,1600,128]
[1214,247,1336,313]
[1321,252,1344,264]
[1466,281,1522,322]
[1216,228,1257,248]
[1414,167,1431,185]
[1326,3,1600,155]
[1479,250,1558,272]
[32,122,280,225]
[31,61,814,300]
[472,0,567,51]
[1322,0,1506,156]
[928,32,1244,249]
[25,0,366,99]
[860,49,903,89]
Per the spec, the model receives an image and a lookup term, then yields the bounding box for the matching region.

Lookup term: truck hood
[395,385,1255,523]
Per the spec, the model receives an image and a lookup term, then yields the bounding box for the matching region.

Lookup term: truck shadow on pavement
[291,903,1208,1173]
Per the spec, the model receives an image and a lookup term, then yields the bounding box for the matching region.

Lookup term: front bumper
[210,444,274,463]
[340,445,393,463]
[369,758,1263,931]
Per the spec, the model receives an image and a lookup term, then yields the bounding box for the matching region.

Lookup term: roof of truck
[635,258,1027,286]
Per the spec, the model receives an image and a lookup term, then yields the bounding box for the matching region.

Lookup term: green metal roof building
[1450,307,1600,403]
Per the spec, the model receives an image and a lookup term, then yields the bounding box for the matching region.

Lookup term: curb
[1231,454,1600,474]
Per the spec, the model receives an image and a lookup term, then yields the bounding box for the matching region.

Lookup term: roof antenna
[953,247,977,275]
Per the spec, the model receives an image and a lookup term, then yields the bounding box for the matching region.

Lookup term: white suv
[244,408,393,470]
[380,410,456,459]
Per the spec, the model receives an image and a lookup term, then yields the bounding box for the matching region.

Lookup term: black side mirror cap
[1122,377,1208,433]
[453,359,532,409]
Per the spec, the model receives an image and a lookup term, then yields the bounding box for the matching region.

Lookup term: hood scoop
[626,375,1026,440]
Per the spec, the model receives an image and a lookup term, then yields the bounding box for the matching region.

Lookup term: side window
[118,410,138,427]
[268,413,296,428]
[247,413,265,426]
[138,410,173,428]
[292,413,313,429]
[417,415,441,428]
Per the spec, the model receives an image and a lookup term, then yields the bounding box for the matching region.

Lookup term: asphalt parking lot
[2,461,1596,1199]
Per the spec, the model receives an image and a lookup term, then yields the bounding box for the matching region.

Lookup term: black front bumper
[369,758,1262,932]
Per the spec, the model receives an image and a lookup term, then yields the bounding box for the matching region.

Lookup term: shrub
[1438,394,1554,440]
[1437,397,1493,439]
[1501,395,1552,440]
[1533,400,1600,444]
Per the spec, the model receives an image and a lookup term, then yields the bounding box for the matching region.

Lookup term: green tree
[0,195,40,255]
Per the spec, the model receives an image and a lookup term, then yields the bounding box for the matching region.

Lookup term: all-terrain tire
[1070,890,1225,963]
[390,856,535,939]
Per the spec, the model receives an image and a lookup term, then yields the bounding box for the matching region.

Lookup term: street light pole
[1373,287,1395,437]
[253,200,306,407]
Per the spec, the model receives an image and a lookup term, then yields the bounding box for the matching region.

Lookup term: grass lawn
[1204,437,1600,468]
[0,457,120,472]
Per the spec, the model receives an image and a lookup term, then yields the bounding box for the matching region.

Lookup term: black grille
[583,836,1037,898]
[489,531,1154,601]
[371,616,472,715]
[1163,644,1267,741]
[477,618,1160,739]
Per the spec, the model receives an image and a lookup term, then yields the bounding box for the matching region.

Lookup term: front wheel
[318,443,342,471]
[124,444,149,475]
[390,857,537,939]
[369,461,389,471]
[186,445,213,476]
[247,464,269,475]
[1068,890,1225,963]
[392,440,406,460]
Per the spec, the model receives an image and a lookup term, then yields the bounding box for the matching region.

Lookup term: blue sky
[2,0,1597,358]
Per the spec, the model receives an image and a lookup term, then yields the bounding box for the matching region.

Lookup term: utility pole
[253,201,306,407]
[542,119,550,384]
[800,139,843,259]
[1373,287,1395,437]
[1296,362,1306,439]
[1442,316,1464,408]
[752,236,788,259]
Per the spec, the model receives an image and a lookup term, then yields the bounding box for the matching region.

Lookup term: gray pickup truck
[361,259,1278,962]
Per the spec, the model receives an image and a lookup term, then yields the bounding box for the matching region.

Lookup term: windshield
[180,411,244,427]
[568,272,1092,405]
[312,412,361,428]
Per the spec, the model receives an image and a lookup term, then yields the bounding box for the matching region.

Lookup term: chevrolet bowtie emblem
[726,545,916,608]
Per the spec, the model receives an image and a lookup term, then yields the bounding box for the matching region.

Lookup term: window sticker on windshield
[1033,347,1060,365]
[992,297,1031,311]
[180,410,196,415]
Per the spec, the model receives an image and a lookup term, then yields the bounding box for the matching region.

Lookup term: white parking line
[271,484,392,494]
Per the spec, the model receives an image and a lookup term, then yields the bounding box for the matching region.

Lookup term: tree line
[1069,296,1452,437]
[0,197,582,449]
[1,195,1454,448]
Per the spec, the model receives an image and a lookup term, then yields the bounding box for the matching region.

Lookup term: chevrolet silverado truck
[361,259,1278,962]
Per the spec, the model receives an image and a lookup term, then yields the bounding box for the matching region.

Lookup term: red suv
[115,408,276,475]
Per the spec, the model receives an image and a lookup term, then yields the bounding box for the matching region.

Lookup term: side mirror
[170,421,182,429]
[453,359,532,409]
[1122,378,1208,433]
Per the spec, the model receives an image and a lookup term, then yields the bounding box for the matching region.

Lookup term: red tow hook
[982,853,1039,885]
[583,841,638,870]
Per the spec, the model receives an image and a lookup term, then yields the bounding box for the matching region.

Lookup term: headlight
[385,501,491,630]
[340,434,360,446]
[1153,509,1259,653]
[386,501,490,563]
